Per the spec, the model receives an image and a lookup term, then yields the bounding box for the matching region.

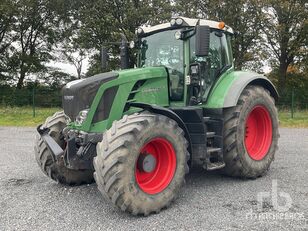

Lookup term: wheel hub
[245,105,273,160]
[137,153,157,173]
[135,138,176,195]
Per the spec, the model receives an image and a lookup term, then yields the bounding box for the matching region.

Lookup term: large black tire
[94,112,189,215]
[222,85,279,178]
[34,111,94,185]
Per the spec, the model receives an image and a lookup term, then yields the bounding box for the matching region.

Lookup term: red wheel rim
[135,138,176,194]
[245,105,273,160]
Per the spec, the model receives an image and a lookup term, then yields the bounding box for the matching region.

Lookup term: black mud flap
[37,124,64,161]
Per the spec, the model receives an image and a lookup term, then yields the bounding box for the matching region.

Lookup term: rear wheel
[222,85,279,178]
[94,112,189,215]
[34,111,94,185]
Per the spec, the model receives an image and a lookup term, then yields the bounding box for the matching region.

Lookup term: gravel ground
[0,127,307,231]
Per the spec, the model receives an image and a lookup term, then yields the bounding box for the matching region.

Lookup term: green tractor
[35,17,279,215]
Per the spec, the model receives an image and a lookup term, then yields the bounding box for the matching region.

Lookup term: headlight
[175,18,183,25]
[75,109,89,126]
[171,18,184,27]
[170,18,176,26]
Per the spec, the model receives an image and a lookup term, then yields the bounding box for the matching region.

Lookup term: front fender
[205,71,279,108]
[129,102,192,156]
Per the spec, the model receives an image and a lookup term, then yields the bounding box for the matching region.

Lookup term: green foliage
[0,84,62,107]
[0,0,75,88]
[0,0,16,80]
[259,0,308,92]
[0,0,307,100]
[75,0,174,76]
[0,0,307,128]
[268,66,308,109]
[174,0,265,71]
[14,0,71,88]
[38,70,77,88]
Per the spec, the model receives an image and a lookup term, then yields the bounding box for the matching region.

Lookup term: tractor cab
[135,17,234,105]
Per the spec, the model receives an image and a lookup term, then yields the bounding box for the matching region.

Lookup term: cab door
[189,31,233,103]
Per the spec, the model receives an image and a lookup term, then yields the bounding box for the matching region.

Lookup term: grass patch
[0,106,307,128]
[278,110,308,128]
[0,106,60,127]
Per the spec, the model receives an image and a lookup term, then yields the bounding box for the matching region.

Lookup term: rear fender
[205,71,279,108]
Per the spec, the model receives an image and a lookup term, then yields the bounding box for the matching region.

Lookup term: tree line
[0,0,307,100]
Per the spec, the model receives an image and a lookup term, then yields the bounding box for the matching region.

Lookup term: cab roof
[137,16,234,36]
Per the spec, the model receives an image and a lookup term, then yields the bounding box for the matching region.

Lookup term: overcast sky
[47,58,90,77]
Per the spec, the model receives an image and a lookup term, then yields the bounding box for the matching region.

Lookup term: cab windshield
[139,30,184,101]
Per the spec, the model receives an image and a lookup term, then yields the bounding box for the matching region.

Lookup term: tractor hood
[62,72,119,120]
[62,67,168,122]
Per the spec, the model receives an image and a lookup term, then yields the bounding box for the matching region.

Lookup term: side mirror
[195,25,210,57]
[101,47,109,70]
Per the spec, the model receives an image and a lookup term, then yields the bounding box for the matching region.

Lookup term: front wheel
[222,85,279,178]
[93,112,189,215]
[34,111,94,185]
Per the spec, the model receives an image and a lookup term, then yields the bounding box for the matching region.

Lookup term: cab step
[203,116,210,122]
[207,147,221,153]
[204,147,225,170]
[205,161,226,171]
[206,131,215,138]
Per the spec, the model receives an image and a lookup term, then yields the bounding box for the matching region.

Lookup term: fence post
[291,88,294,119]
[32,83,36,117]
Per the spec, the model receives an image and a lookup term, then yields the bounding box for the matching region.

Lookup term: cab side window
[190,31,232,100]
